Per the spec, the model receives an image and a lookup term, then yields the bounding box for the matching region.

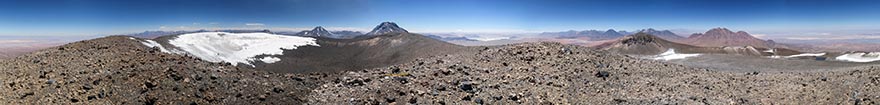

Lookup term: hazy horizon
[1,0,879,41]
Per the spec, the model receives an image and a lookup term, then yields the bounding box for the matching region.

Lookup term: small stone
[459,82,476,93]
[46,80,56,84]
[595,71,610,78]
[409,98,417,104]
[385,97,396,103]
[391,66,401,73]
[83,85,94,90]
[393,77,409,84]
[272,88,284,93]
[474,98,484,104]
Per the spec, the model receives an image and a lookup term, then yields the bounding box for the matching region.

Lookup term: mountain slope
[684,28,773,47]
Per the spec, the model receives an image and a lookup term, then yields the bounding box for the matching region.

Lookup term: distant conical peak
[366,22,409,35]
[294,26,334,37]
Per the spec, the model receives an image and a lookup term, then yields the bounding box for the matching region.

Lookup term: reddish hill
[684,28,773,48]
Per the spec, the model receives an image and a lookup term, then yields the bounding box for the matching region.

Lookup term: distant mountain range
[286,22,410,39]
[129,30,203,38]
[540,28,690,41]
[130,29,365,39]
[424,35,479,41]
[540,29,633,41]
[134,21,412,39]
[280,26,365,39]
[637,28,684,41]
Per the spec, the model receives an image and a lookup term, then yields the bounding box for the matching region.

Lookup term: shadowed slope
[256,33,470,73]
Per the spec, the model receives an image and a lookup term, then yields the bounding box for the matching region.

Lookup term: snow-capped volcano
[145,32,319,66]
[365,22,408,36]
[295,26,334,37]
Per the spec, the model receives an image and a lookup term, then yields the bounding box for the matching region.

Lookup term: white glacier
[167,32,318,67]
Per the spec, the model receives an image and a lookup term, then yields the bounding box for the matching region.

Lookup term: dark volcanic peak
[620,33,660,44]
[365,22,409,36]
[595,33,699,55]
[295,26,334,37]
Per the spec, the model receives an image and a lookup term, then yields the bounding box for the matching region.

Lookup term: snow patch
[763,49,774,53]
[653,49,701,60]
[769,53,826,58]
[835,52,880,62]
[258,57,281,63]
[167,32,318,67]
[130,37,172,53]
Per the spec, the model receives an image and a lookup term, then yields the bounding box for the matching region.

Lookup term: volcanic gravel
[309,42,879,104]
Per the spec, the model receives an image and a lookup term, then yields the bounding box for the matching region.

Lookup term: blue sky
[1,0,879,37]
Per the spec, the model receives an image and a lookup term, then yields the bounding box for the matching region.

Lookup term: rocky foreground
[0,36,333,104]
[0,36,878,104]
[310,43,879,104]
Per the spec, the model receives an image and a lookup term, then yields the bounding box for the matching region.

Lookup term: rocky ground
[0,36,878,104]
[309,42,879,104]
[0,36,334,104]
